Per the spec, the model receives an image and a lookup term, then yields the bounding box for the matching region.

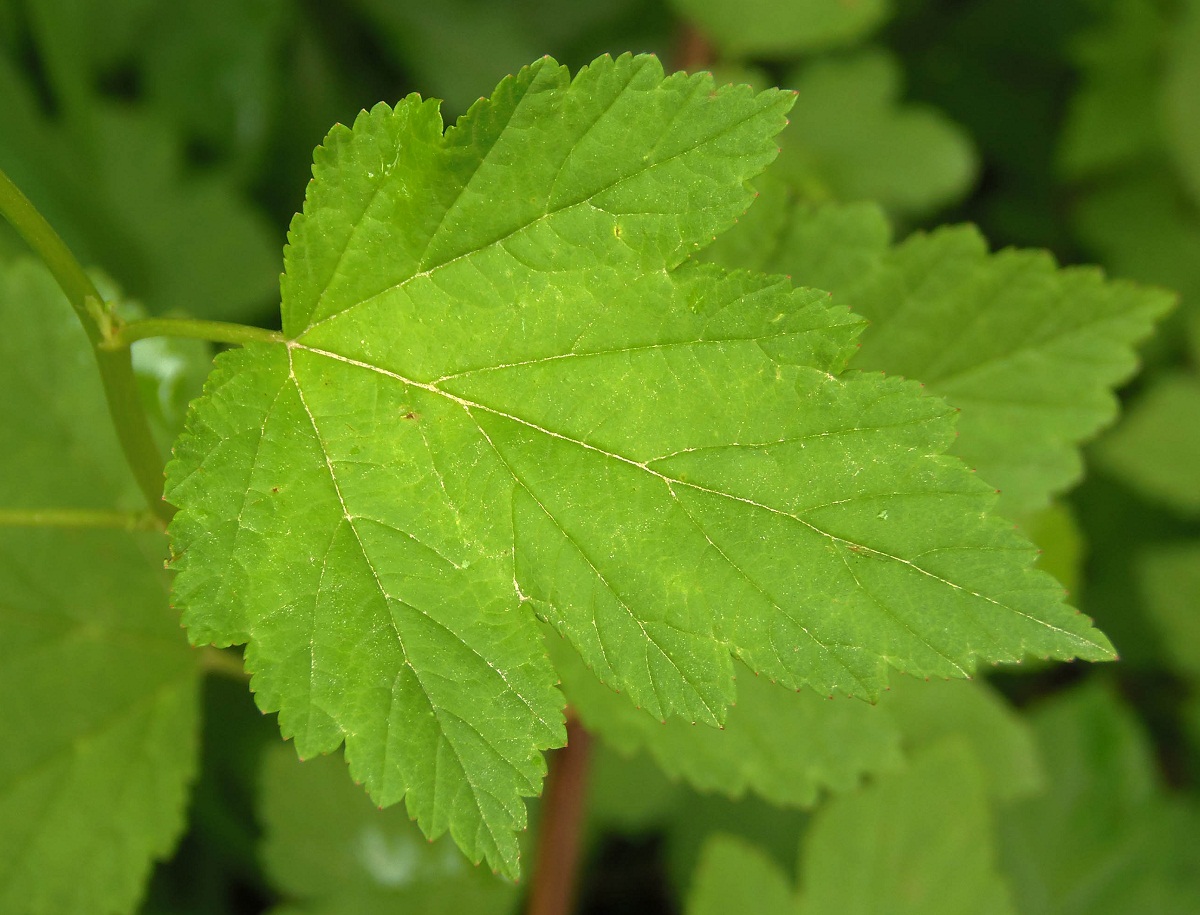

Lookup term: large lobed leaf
[166,54,1113,876]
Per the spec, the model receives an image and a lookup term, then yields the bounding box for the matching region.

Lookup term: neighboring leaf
[665,787,806,898]
[707,197,1172,516]
[586,741,684,834]
[1137,541,1200,678]
[0,56,278,320]
[140,0,288,179]
[1163,0,1200,211]
[555,636,903,808]
[349,0,664,116]
[998,683,1200,915]
[1069,167,1200,365]
[775,51,976,216]
[1058,0,1164,179]
[701,176,891,287]
[687,834,793,915]
[130,332,216,453]
[0,260,200,915]
[796,741,1015,915]
[847,225,1173,516]
[669,0,891,57]
[685,743,1016,915]
[166,53,1113,875]
[259,747,517,915]
[882,675,1041,801]
[1096,373,1200,514]
[1019,501,1085,600]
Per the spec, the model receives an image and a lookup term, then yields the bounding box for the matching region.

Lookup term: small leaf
[775,52,976,216]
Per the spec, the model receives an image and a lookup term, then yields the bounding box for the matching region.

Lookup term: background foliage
[1,0,1198,913]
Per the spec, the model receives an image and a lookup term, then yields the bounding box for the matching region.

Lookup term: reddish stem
[527,717,592,915]
[672,22,716,72]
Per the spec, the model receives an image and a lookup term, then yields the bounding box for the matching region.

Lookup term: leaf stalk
[0,166,175,524]
[104,317,286,349]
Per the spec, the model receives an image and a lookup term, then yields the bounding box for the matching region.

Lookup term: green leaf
[0,260,200,915]
[166,53,1113,876]
[1163,0,1200,211]
[775,51,977,216]
[669,0,891,57]
[707,196,1171,516]
[1019,502,1085,600]
[1137,540,1200,678]
[796,741,1016,915]
[555,636,903,808]
[1096,373,1200,515]
[701,177,891,287]
[687,834,793,915]
[259,747,518,915]
[881,675,1041,801]
[349,0,664,116]
[998,683,1200,915]
[0,55,278,320]
[684,742,1017,915]
[1058,0,1164,179]
[565,625,1038,807]
[847,225,1173,516]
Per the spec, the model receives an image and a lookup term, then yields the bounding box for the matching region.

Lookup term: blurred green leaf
[556,637,904,808]
[1058,0,1164,179]
[883,675,1042,801]
[999,683,1200,915]
[141,0,289,179]
[0,259,200,915]
[349,0,667,115]
[848,225,1172,515]
[687,834,793,915]
[1137,541,1200,678]
[1163,0,1200,212]
[259,747,518,915]
[1019,501,1086,599]
[776,51,976,216]
[670,0,892,57]
[1097,373,1200,514]
[0,53,279,320]
[797,740,1015,915]
[685,741,1015,915]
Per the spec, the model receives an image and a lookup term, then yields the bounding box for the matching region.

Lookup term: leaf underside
[166,53,1113,876]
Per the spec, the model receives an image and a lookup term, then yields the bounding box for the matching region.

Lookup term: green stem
[0,166,172,524]
[96,347,175,522]
[0,507,162,531]
[0,165,110,344]
[105,317,286,349]
[200,646,250,680]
